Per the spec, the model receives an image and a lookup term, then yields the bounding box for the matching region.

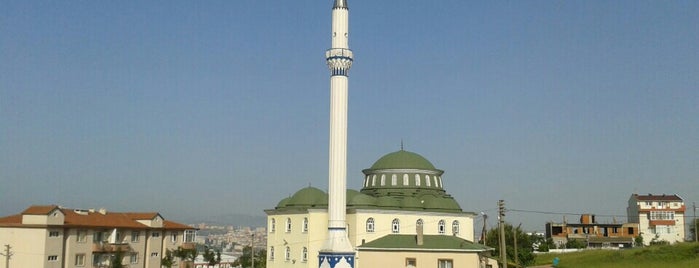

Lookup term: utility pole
[513,223,521,267]
[694,202,697,243]
[481,213,488,246]
[498,200,507,268]
[251,233,255,268]
[1,244,12,268]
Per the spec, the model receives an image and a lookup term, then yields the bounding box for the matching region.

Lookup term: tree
[233,246,267,268]
[173,246,198,268]
[485,223,536,267]
[161,249,176,268]
[110,249,124,268]
[565,239,586,249]
[202,247,222,267]
[634,235,644,247]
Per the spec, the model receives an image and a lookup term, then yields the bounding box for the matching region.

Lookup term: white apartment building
[627,194,686,245]
[0,205,197,268]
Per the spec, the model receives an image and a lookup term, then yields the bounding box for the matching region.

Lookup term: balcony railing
[92,242,131,252]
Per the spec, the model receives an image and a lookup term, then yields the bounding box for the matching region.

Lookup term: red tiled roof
[21,205,60,215]
[0,205,194,230]
[632,194,683,201]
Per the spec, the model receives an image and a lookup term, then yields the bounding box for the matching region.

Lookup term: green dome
[369,150,438,170]
[286,187,328,208]
[348,193,377,207]
[276,197,291,208]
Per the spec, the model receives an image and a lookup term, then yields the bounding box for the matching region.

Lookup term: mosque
[265,1,492,267]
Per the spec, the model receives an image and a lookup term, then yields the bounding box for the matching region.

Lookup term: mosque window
[365,175,370,187]
[403,174,409,186]
[285,246,291,261]
[270,246,275,260]
[270,219,276,233]
[392,219,400,233]
[381,174,386,186]
[438,220,445,234]
[426,175,431,187]
[415,174,421,186]
[434,177,438,187]
[366,218,375,233]
[438,176,443,188]
[302,217,308,232]
[391,174,397,186]
[452,220,459,235]
[285,218,292,233]
[302,247,308,262]
[416,219,424,231]
[372,175,377,186]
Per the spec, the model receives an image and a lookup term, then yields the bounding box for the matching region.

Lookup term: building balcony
[649,220,676,226]
[180,242,196,250]
[92,242,131,252]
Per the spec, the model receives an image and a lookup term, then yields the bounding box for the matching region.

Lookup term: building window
[130,253,139,264]
[150,252,159,257]
[152,232,160,238]
[365,175,370,187]
[392,174,398,186]
[75,254,86,266]
[48,255,58,261]
[184,230,196,242]
[131,231,140,242]
[285,246,291,261]
[270,246,275,260]
[303,217,309,232]
[302,247,308,262]
[381,174,386,186]
[49,231,60,237]
[452,220,460,235]
[403,174,409,185]
[416,219,424,228]
[406,258,417,267]
[372,175,377,186]
[77,230,87,243]
[171,232,178,243]
[366,218,375,233]
[438,259,453,268]
[650,211,675,220]
[415,174,420,186]
[286,218,292,233]
[438,220,446,234]
[434,177,439,187]
[392,219,400,233]
[426,175,431,187]
[270,218,276,233]
[628,227,634,235]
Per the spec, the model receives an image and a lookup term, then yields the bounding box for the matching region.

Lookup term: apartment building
[627,193,686,245]
[0,205,197,268]
[545,214,639,248]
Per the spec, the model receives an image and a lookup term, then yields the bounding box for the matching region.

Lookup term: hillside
[533,243,699,268]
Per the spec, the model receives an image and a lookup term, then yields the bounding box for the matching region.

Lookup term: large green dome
[369,150,438,170]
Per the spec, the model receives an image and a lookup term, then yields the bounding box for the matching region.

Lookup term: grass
[532,243,699,268]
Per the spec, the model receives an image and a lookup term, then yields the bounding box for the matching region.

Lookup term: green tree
[485,223,536,267]
[233,246,267,268]
[174,246,198,268]
[634,235,644,247]
[565,239,586,249]
[161,249,176,268]
[202,247,222,267]
[110,249,124,268]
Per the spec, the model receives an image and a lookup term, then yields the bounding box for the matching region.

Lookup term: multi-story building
[0,205,197,268]
[627,193,686,245]
[265,150,491,268]
[545,214,639,248]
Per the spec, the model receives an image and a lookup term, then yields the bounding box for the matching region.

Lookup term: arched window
[426,175,431,187]
[391,174,397,186]
[364,175,369,187]
[270,246,275,260]
[270,218,276,233]
[392,219,400,233]
[452,220,460,235]
[366,218,375,233]
[285,218,292,233]
[403,174,409,185]
[416,219,424,232]
[415,174,421,186]
[302,247,308,262]
[438,220,446,234]
[372,175,377,186]
[285,246,291,261]
[434,177,438,187]
[380,174,386,186]
[303,217,308,232]
[438,176,443,188]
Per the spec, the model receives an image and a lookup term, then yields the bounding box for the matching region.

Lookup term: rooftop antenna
[400,139,404,151]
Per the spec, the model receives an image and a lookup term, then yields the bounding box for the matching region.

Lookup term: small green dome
[369,150,437,170]
[376,196,401,208]
[348,193,377,207]
[286,187,328,208]
[276,197,291,208]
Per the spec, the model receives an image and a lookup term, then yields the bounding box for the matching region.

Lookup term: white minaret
[319,0,355,268]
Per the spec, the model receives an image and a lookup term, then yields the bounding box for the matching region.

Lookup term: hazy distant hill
[176,213,267,228]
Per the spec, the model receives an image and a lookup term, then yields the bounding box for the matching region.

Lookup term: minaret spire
[319,0,355,268]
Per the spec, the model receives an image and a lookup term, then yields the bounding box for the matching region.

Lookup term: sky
[1,0,698,232]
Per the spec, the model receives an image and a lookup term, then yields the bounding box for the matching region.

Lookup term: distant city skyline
[2,0,698,232]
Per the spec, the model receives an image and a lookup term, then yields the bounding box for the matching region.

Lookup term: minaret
[319,0,355,268]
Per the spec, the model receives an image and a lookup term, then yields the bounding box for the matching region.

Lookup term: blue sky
[2,0,697,232]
